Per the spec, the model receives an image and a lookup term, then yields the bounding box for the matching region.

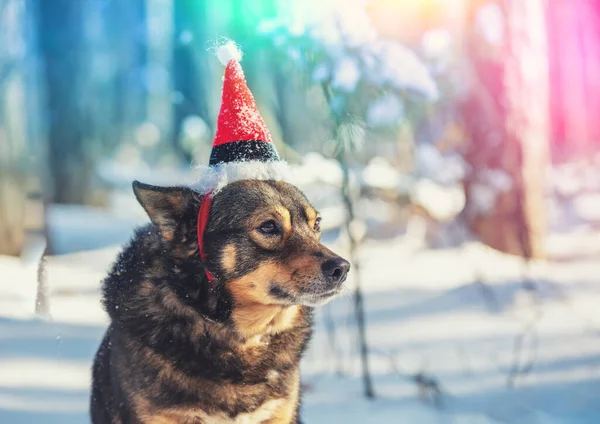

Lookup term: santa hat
[194,40,290,194]
[196,40,290,282]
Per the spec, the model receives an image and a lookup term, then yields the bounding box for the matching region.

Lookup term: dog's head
[133,180,349,310]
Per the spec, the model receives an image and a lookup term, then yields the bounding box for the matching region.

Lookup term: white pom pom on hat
[216,40,243,66]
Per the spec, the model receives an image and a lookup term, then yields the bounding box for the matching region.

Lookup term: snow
[413,144,467,190]
[290,152,344,187]
[369,40,439,101]
[410,179,465,221]
[259,0,439,104]
[2,193,600,423]
[332,56,361,92]
[367,94,404,126]
[275,0,376,49]
[362,157,401,190]
[572,194,600,222]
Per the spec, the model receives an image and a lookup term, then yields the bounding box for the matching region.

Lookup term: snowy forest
[2,0,600,422]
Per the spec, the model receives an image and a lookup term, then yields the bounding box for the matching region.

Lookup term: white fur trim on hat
[192,160,292,195]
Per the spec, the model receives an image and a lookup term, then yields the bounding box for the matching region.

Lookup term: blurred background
[2,0,600,422]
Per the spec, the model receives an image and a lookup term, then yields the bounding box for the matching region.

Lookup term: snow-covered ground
[2,205,600,423]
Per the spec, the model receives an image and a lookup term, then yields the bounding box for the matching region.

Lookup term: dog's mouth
[296,288,343,307]
[262,258,350,307]
[269,282,344,307]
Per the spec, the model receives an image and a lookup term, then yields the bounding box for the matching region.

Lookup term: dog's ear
[132,181,195,239]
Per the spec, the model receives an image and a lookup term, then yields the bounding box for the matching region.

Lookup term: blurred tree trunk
[0,0,47,257]
[37,0,92,204]
[462,0,549,259]
[172,0,211,162]
[547,0,600,160]
[322,83,375,399]
[0,0,28,255]
[109,0,147,152]
[145,0,172,162]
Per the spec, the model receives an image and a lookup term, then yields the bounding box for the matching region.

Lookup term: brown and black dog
[90,179,350,423]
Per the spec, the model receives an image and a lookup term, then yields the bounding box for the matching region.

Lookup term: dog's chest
[152,397,286,423]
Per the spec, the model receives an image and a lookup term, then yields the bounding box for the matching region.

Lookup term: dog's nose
[321,258,350,285]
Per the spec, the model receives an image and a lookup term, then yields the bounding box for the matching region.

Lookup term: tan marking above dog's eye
[305,207,320,233]
[305,207,317,223]
[274,207,291,236]
[249,207,292,248]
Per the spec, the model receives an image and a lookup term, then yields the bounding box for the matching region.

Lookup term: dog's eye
[258,220,280,235]
[313,217,322,233]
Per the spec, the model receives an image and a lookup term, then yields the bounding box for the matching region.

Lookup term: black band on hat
[209,140,280,166]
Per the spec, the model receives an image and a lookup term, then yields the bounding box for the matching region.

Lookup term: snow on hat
[194,40,290,194]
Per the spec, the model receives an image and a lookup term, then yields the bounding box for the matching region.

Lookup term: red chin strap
[197,192,215,282]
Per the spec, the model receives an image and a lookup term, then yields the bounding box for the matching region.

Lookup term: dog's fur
[90,179,349,423]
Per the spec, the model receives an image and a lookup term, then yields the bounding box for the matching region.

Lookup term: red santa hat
[196,40,290,282]
[194,40,290,194]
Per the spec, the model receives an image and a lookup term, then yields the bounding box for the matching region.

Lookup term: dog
[90,179,350,423]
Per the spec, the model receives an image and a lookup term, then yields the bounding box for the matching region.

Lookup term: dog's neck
[189,276,304,343]
[230,303,302,340]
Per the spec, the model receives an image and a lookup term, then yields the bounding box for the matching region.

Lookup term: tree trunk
[321,83,375,398]
[462,0,549,259]
[172,0,212,162]
[37,0,92,204]
[145,0,173,163]
[547,0,600,160]
[339,156,375,399]
[503,0,549,259]
[109,0,147,152]
[0,0,32,255]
